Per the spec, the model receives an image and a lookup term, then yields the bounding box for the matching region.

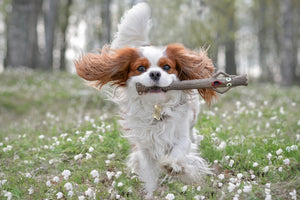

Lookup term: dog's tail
[111,2,152,49]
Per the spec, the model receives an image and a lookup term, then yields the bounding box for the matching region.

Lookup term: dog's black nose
[149,71,161,81]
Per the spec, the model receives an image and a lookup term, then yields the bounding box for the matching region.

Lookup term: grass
[0,68,299,200]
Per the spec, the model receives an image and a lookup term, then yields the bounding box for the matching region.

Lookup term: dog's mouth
[147,86,167,93]
[136,83,168,95]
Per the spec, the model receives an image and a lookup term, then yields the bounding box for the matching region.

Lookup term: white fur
[109,3,212,198]
[111,2,152,49]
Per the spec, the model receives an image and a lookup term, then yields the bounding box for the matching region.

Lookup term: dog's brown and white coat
[75,3,217,198]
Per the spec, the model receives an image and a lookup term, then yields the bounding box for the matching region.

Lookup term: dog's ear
[75,45,139,88]
[166,43,217,105]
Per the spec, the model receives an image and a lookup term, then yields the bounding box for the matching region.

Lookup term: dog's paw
[160,157,184,176]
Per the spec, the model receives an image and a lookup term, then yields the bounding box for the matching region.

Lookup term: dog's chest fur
[114,89,194,159]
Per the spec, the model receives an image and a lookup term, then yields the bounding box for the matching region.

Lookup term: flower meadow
[0,69,299,200]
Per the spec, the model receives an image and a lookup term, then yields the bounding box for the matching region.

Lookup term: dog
[75,3,217,198]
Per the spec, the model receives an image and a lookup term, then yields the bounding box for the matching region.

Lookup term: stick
[136,71,248,95]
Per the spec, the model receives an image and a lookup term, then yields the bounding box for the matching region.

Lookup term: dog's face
[128,46,178,91]
[75,44,217,104]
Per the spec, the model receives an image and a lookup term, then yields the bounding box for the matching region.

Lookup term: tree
[100,0,112,45]
[279,0,296,86]
[58,0,73,71]
[6,0,42,69]
[224,0,237,75]
[43,0,58,70]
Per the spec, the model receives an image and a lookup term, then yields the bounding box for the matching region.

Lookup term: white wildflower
[64,182,73,191]
[62,170,71,180]
[229,159,234,167]
[4,191,12,200]
[89,146,94,152]
[267,153,272,160]
[283,158,290,165]
[105,160,111,164]
[56,192,63,199]
[228,182,236,192]
[263,166,269,173]
[94,177,100,184]
[90,170,99,178]
[196,186,201,191]
[99,135,104,142]
[265,194,272,200]
[68,191,74,197]
[74,154,83,161]
[217,141,227,150]
[39,135,45,139]
[289,189,297,200]
[106,171,115,179]
[165,193,175,200]
[115,171,122,178]
[278,167,283,172]
[86,153,92,160]
[217,174,225,180]
[182,185,188,192]
[117,182,123,187]
[52,176,60,182]
[85,188,94,197]
[253,162,258,167]
[67,138,72,142]
[237,173,243,179]
[258,111,262,118]
[3,145,12,152]
[218,182,223,187]
[28,186,34,194]
[46,180,52,187]
[290,145,298,151]
[243,184,252,193]
[225,155,230,161]
[233,194,239,200]
[276,149,283,155]
[25,173,32,178]
[78,196,85,200]
[230,178,237,183]
[107,153,116,159]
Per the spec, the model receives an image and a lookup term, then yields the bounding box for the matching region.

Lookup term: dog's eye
[137,66,146,73]
[162,65,171,72]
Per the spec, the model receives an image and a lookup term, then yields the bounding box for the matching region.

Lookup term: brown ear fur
[74,45,139,88]
[166,43,217,105]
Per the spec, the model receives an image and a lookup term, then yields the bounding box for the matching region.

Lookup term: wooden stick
[136,72,248,95]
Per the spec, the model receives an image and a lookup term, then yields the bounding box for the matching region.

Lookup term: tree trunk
[100,0,112,45]
[225,2,237,75]
[279,0,295,86]
[43,0,58,70]
[258,0,272,82]
[6,0,42,69]
[59,0,72,71]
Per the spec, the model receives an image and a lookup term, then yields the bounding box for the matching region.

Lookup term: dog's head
[75,44,217,105]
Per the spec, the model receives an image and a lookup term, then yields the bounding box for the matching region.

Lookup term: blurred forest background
[0,0,299,86]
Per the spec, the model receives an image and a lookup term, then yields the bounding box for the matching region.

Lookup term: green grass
[0,69,299,199]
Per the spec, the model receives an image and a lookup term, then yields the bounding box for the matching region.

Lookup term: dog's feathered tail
[111,3,152,49]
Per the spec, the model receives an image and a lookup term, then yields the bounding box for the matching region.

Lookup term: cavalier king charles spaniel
[75,3,217,198]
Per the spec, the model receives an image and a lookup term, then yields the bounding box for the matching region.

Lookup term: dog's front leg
[134,150,160,199]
